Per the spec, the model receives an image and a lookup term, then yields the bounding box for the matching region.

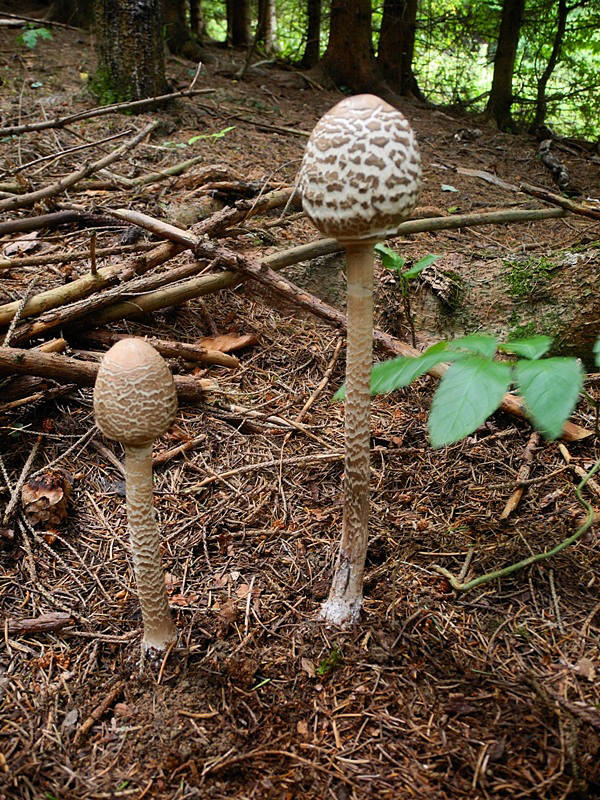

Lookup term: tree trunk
[530,0,568,132]
[320,0,386,95]
[94,0,166,103]
[301,0,321,68]
[227,0,251,46]
[163,0,204,58]
[486,0,525,130]
[257,0,278,54]
[377,0,423,99]
[189,0,206,37]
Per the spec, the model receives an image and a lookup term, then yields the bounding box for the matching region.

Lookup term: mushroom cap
[94,338,178,447]
[298,94,421,243]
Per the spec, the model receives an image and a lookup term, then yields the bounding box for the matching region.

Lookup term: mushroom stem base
[321,241,374,627]
[125,444,177,651]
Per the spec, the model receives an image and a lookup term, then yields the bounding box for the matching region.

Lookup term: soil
[1,7,600,800]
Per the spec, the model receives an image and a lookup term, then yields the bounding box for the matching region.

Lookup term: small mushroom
[93,338,178,652]
[298,94,421,627]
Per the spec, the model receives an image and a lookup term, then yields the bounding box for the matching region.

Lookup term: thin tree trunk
[163,0,203,58]
[486,0,525,130]
[94,0,166,102]
[257,0,278,53]
[190,0,205,37]
[320,0,387,96]
[227,0,251,46]
[377,0,423,99]
[301,0,321,67]
[530,0,568,132]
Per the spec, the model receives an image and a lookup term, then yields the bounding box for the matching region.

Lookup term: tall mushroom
[93,338,178,652]
[298,94,421,627]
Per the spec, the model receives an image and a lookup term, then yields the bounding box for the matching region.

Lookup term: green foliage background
[201,0,600,139]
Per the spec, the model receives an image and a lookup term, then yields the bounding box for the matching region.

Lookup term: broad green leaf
[334,341,453,401]
[374,242,405,273]
[499,335,552,360]
[369,343,455,396]
[402,254,441,279]
[428,357,511,448]
[515,357,584,439]
[594,336,600,368]
[446,334,498,359]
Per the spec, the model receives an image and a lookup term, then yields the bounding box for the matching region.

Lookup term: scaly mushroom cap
[94,338,177,447]
[298,94,421,243]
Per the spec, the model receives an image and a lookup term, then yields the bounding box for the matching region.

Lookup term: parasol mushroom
[298,94,421,626]
[93,338,178,652]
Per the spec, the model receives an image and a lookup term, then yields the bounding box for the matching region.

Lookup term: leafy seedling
[317,648,342,677]
[337,333,583,448]
[375,244,440,347]
[17,25,52,49]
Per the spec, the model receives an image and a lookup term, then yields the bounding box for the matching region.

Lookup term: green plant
[17,25,52,49]
[336,334,600,594]
[375,244,440,348]
[317,648,342,676]
[337,333,584,448]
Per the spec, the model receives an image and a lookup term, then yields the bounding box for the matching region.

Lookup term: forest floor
[1,7,600,800]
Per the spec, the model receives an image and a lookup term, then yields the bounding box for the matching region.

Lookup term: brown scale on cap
[299,95,422,628]
[299,94,421,243]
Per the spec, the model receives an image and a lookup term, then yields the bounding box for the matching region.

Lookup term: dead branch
[0,204,567,330]
[536,139,580,196]
[227,246,590,443]
[73,682,125,744]
[10,260,217,343]
[77,331,240,369]
[0,122,159,213]
[519,182,600,220]
[0,88,215,137]
[0,347,217,401]
[0,209,132,237]
[500,432,541,519]
[6,611,74,634]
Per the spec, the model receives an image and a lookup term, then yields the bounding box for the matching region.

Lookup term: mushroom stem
[321,241,375,627]
[124,443,176,651]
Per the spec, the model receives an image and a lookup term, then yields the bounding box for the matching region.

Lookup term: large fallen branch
[0,347,216,401]
[0,188,302,326]
[0,122,158,213]
[222,245,591,443]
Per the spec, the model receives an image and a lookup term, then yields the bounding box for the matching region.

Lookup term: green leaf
[447,334,498,359]
[374,242,405,274]
[499,335,552,360]
[441,184,459,192]
[187,125,236,144]
[594,337,600,368]
[19,27,52,48]
[368,342,455,397]
[402,254,441,279]
[334,341,454,401]
[515,357,584,439]
[428,357,511,448]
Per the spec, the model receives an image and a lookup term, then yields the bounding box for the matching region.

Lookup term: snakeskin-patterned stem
[320,243,374,626]
[125,443,176,651]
